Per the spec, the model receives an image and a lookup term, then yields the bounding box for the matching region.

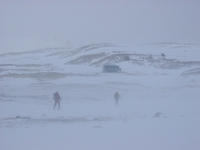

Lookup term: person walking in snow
[114,92,121,105]
[53,92,62,109]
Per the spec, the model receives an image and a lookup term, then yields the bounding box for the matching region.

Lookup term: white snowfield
[0,43,200,150]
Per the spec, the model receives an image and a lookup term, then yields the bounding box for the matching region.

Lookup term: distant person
[53,92,62,109]
[114,92,121,105]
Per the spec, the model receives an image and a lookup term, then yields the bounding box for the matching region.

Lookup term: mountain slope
[0,43,200,81]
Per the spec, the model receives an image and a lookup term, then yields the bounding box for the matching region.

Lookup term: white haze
[0,42,200,150]
[0,0,200,54]
[0,1,200,149]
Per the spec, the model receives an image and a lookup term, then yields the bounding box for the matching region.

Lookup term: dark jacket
[53,92,61,101]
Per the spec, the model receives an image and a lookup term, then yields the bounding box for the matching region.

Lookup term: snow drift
[0,43,200,150]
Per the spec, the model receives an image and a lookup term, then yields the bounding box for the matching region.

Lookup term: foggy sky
[0,0,200,53]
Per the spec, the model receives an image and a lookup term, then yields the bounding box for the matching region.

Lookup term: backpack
[53,93,57,100]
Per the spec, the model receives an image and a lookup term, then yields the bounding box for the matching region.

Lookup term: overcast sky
[0,0,200,53]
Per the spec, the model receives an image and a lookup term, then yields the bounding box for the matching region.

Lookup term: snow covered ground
[0,43,200,150]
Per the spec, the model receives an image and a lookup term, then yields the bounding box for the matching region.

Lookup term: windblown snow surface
[0,43,200,150]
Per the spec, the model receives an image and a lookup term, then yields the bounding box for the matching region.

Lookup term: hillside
[0,43,200,150]
[1,43,200,80]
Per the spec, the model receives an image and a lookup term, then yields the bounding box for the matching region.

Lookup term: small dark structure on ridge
[103,65,121,73]
[161,53,166,57]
